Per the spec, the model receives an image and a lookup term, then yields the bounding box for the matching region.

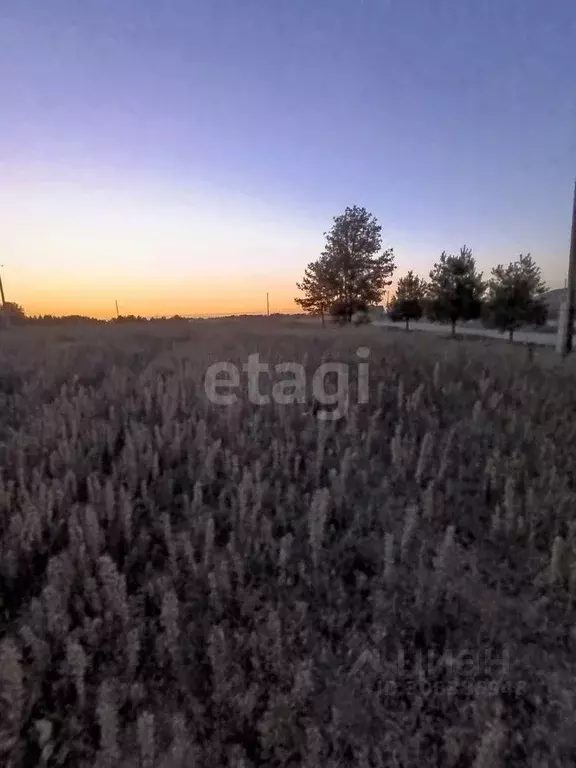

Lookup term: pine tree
[389,271,427,330]
[296,206,395,323]
[294,256,335,325]
[427,246,485,336]
[483,254,548,341]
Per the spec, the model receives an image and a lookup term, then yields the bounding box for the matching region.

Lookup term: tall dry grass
[1,318,576,766]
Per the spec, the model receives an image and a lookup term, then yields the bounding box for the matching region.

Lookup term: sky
[1,0,575,318]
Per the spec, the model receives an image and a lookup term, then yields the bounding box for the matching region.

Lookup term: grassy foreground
[1,319,576,767]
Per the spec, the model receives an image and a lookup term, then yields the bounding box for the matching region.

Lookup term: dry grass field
[1,318,576,767]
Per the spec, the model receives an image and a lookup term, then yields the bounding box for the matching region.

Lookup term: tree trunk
[451,319,456,337]
[320,307,325,327]
[508,328,514,343]
[405,318,410,331]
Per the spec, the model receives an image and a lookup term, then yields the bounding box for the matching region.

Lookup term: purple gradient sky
[1,0,575,316]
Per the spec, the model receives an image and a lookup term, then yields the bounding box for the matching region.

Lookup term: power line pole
[560,179,576,356]
[0,265,8,329]
[266,292,270,316]
[115,300,120,318]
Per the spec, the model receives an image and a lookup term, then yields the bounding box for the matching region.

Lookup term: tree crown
[427,246,485,324]
[296,205,395,319]
[484,253,548,332]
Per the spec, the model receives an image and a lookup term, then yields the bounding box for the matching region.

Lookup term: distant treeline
[0,306,192,326]
[29,314,191,325]
[0,306,305,326]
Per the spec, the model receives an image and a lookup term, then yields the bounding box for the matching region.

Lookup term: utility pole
[266,292,270,316]
[115,300,120,318]
[0,265,5,306]
[560,179,576,356]
[0,265,7,329]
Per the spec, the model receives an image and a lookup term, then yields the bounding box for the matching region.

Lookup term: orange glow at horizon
[1,173,324,320]
[7,169,560,323]
[12,286,401,320]
[8,269,304,319]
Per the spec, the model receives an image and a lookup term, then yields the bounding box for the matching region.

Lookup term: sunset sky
[1,0,575,318]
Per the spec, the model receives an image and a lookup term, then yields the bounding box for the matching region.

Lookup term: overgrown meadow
[1,319,576,767]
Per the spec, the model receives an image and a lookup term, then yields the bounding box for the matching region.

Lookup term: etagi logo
[204,347,370,421]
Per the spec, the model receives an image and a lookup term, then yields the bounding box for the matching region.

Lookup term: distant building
[545,288,565,320]
[368,305,385,318]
